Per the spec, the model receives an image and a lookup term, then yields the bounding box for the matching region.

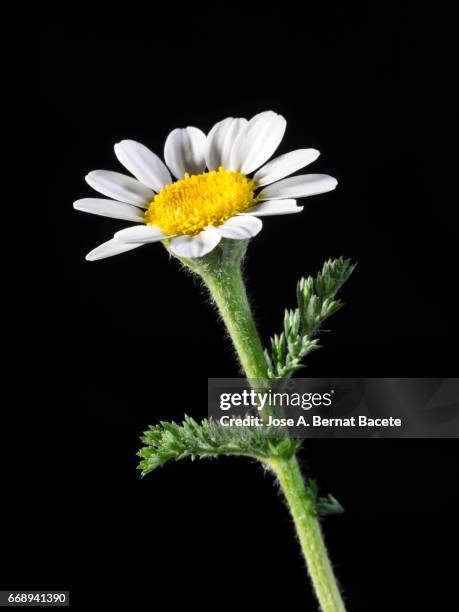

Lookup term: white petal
[253,149,320,186]
[169,228,221,258]
[114,225,170,244]
[229,111,287,174]
[215,215,263,239]
[219,118,248,169]
[85,238,144,261]
[164,126,207,178]
[73,198,146,222]
[258,174,338,200]
[205,117,249,171]
[205,117,233,171]
[114,140,172,191]
[85,170,154,208]
[239,199,303,216]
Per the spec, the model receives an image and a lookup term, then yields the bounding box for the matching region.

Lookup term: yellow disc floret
[144,167,257,236]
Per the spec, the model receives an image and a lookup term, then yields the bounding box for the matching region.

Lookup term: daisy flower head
[74,111,337,261]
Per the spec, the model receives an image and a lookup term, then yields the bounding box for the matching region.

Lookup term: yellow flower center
[144,167,257,236]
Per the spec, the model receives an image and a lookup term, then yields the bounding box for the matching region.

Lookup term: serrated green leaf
[316,494,345,517]
[138,416,302,476]
[267,257,355,379]
[306,479,344,517]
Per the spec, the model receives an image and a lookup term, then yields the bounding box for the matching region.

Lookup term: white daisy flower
[74,110,337,261]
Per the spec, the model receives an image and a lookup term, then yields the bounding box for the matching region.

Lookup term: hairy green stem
[201,264,268,380]
[178,239,346,611]
[179,240,268,380]
[269,456,346,612]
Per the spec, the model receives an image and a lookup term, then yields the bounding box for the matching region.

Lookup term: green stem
[269,456,346,612]
[177,239,346,611]
[201,265,268,380]
[181,240,268,380]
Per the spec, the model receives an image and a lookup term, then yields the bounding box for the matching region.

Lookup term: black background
[6,3,458,611]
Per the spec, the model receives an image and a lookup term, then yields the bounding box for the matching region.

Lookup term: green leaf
[316,495,345,517]
[306,479,344,517]
[138,415,302,476]
[267,257,355,378]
